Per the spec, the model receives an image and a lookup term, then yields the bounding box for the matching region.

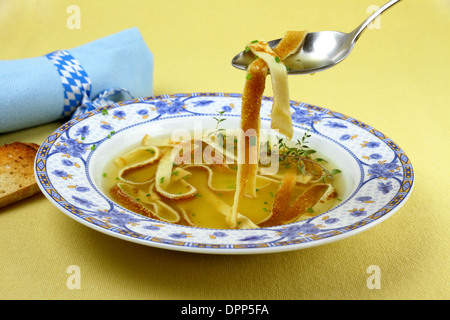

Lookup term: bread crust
[0,142,40,208]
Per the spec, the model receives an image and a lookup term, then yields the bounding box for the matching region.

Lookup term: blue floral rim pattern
[34,93,414,254]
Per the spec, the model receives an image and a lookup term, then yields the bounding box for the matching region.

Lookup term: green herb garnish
[212,111,226,130]
[264,129,338,181]
[331,169,342,176]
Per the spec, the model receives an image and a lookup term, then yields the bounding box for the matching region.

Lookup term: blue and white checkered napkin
[0,27,153,133]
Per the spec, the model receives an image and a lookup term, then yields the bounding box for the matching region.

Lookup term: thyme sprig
[265,130,341,181]
[212,110,226,131]
[209,111,228,145]
[208,114,341,181]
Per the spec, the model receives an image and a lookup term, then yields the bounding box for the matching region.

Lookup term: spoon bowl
[232,0,401,74]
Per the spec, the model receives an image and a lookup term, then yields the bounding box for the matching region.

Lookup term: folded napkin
[0,27,153,133]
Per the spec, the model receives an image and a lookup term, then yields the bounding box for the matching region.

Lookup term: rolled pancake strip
[257,169,298,227]
[249,41,292,139]
[259,183,333,227]
[114,146,160,169]
[227,31,307,228]
[226,59,267,228]
[250,31,308,140]
[274,30,308,62]
[110,183,181,223]
[155,147,197,200]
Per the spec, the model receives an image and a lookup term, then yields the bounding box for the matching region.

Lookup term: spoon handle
[351,0,401,44]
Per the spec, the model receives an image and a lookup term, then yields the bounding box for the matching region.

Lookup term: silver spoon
[231,0,401,74]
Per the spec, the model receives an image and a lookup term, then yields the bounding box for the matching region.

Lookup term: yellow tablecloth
[1,0,448,300]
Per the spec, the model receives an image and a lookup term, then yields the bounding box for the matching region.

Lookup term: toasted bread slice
[0,142,41,208]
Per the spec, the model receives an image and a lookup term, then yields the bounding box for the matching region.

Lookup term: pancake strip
[227,31,308,228]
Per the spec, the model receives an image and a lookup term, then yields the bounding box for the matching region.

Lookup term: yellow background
[1,0,449,300]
